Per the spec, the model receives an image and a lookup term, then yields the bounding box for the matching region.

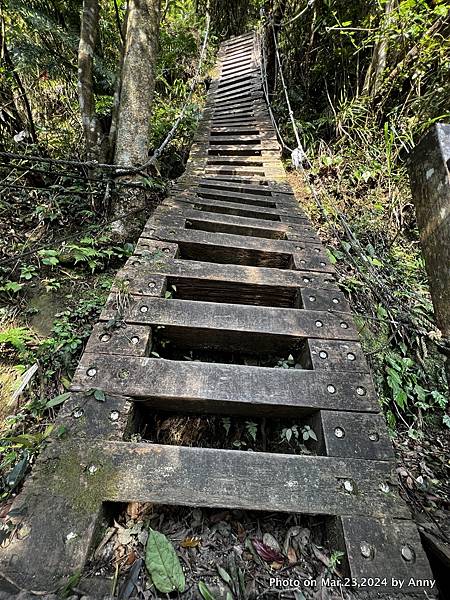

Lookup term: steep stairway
[0,32,434,596]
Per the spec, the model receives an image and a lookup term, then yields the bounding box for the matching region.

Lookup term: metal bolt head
[110,410,120,421]
[303,277,310,283]
[320,261,326,266]
[87,367,97,377]
[100,334,110,343]
[309,296,316,302]
[315,248,320,253]
[347,352,356,361]
[360,542,374,559]
[368,431,379,442]
[343,479,354,493]
[17,523,31,540]
[356,386,366,396]
[327,384,336,394]
[315,320,323,328]
[332,297,340,304]
[319,350,328,359]
[163,248,171,253]
[72,408,84,419]
[148,281,156,288]
[334,427,345,439]
[401,545,415,562]
[140,305,148,313]
[340,322,348,329]
[131,336,140,345]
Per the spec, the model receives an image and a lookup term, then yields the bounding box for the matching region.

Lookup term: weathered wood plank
[100,294,357,339]
[173,187,297,210]
[196,177,293,194]
[150,207,317,240]
[311,410,394,460]
[84,323,152,356]
[49,440,408,519]
[162,197,307,222]
[186,186,298,206]
[165,195,301,217]
[72,354,379,415]
[333,516,434,589]
[308,339,368,371]
[142,226,333,271]
[217,73,258,87]
[148,206,314,236]
[117,256,340,293]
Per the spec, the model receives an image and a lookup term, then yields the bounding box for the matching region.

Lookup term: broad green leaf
[145,528,185,593]
[93,389,106,402]
[45,392,71,409]
[4,281,24,292]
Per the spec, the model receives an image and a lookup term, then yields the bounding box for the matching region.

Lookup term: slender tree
[77,0,106,162]
[362,0,395,97]
[110,0,161,237]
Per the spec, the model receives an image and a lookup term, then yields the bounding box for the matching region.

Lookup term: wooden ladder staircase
[0,32,435,596]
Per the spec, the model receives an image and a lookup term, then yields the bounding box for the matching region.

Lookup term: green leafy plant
[0,327,34,353]
[329,550,345,573]
[145,528,185,594]
[245,420,258,441]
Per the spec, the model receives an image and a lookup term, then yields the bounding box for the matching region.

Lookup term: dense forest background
[0,0,449,527]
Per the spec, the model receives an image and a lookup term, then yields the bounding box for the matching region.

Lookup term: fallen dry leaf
[287,547,297,564]
[127,502,141,520]
[252,538,285,563]
[125,549,137,565]
[180,536,201,548]
[234,521,246,541]
[263,533,281,552]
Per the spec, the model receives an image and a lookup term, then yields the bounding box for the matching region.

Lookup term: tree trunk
[108,8,128,162]
[362,0,395,97]
[110,0,161,237]
[265,0,287,93]
[78,0,105,161]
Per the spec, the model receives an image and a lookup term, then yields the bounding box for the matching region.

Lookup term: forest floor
[0,170,449,599]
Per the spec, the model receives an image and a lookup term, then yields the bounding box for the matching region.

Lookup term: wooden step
[116,255,339,295]
[100,295,357,340]
[73,354,379,415]
[47,440,409,518]
[137,227,332,271]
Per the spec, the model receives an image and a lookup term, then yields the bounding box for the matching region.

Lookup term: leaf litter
[84,504,398,599]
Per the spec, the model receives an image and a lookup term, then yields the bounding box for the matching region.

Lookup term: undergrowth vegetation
[269,0,450,434]
[0,0,213,499]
